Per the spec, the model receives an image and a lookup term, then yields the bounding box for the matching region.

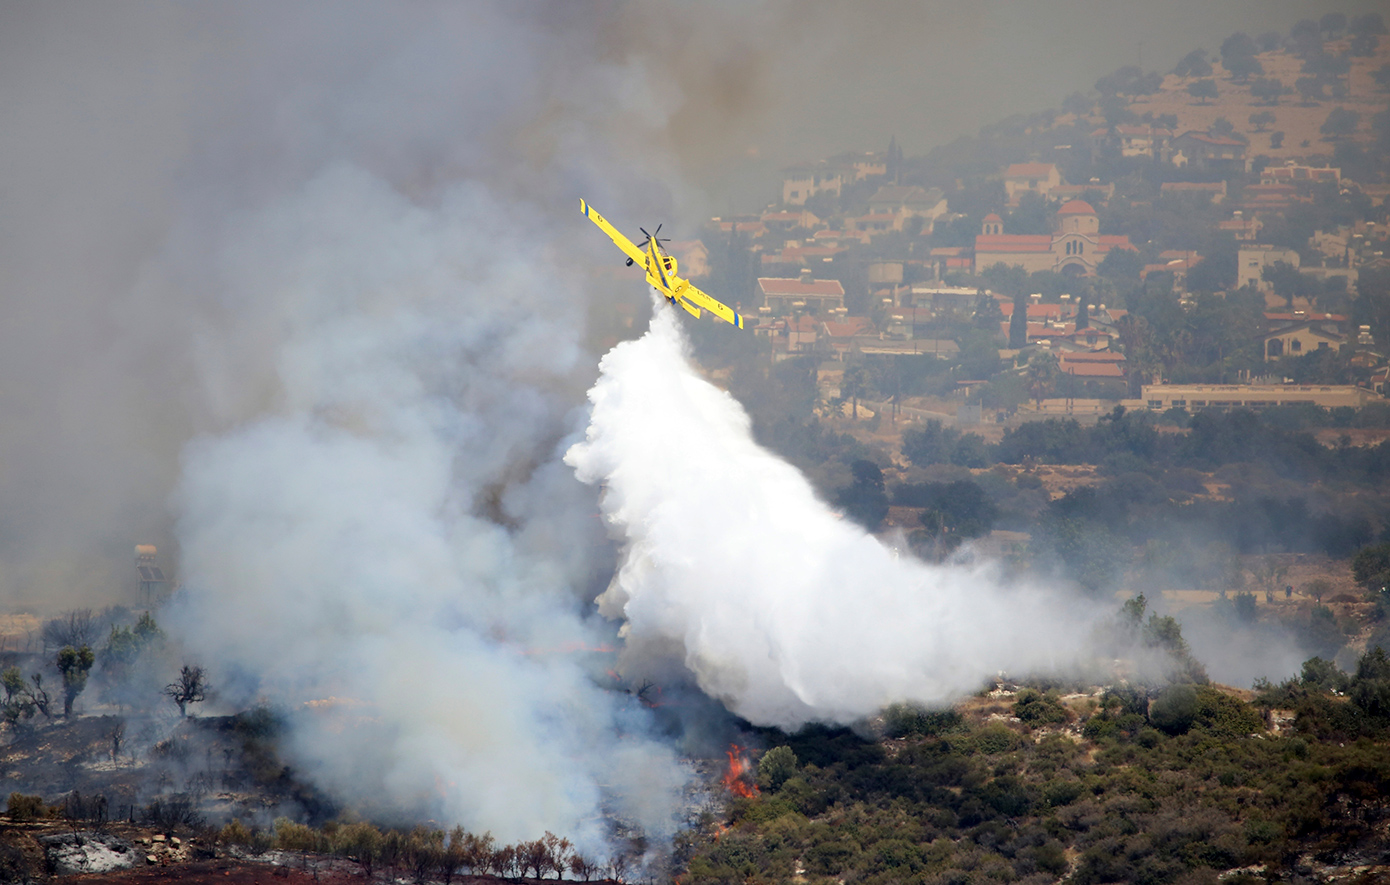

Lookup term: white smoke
[169,167,686,846]
[567,299,1094,730]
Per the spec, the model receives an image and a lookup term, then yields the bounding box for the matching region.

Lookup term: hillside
[1126,37,1390,160]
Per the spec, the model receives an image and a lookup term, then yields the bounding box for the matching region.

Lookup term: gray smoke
[4,0,1359,851]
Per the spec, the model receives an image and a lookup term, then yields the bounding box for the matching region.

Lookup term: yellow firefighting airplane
[580,199,744,329]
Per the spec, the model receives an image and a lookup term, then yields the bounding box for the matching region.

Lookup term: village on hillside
[662,15,1390,424]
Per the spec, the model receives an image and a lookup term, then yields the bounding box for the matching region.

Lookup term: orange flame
[722,744,759,799]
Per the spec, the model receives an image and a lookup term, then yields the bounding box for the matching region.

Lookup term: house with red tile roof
[1159,181,1227,203]
[760,209,821,231]
[760,244,846,268]
[1240,183,1304,212]
[1238,245,1301,291]
[1170,131,1247,171]
[866,186,948,226]
[812,228,871,246]
[757,275,846,313]
[782,165,842,206]
[1262,320,1346,360]
[1142,252,1204,288]
[1091,125,1173,160]
[1261,163,1340,184]
[1059,350,1126,376]
[974,200,1135,275]
[711,219,768,238]
[1004,163,1062,203]
[997,302,1064,320]
[1052,182,1115,203]
[849,213,902,236]
[1218,212,1263,241]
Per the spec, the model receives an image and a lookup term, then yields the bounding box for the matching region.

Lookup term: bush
[6,793,48,822]
[274,817,321,851]
[757,746,799,792]
[1193,686,1263,737]
[1044,779,1085,807]
[1300,656,1349,692]
[883,703,962,738]
[1350,646,1390,719]
[973,724,1022,754]
[1013,689,1071,725]
[220,819,253,847]
[1353,543,1390,590]
[1149,684,1199,734]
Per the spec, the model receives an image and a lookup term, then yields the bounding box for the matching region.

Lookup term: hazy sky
[0,0,1379,610]
[682,0,1389,210]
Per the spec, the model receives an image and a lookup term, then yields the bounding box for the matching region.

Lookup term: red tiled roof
[1096,125,1173,138]
[1060,350,1124,362]
[1176,131,1246,147]
[1006,163,1056,178]
[999,303,1063,319]
[1060,361,1126,378]
[823,317,875,338]
[976,234,1053,253]
[1057,200,1096,216]
[715,221,767,235]
[982,213,1003,223]
[1161,181,1227,192]
[1265,312,1347,322]
[1000,321,1078,339]
[1097,235,1137,251]
[758,278,846,297]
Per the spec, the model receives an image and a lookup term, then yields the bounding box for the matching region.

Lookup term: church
[973,200,1135,276]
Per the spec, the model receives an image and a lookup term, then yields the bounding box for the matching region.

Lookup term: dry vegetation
[1132,37,1390,158]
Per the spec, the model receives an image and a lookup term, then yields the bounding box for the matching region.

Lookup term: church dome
[1057,200,1097,216]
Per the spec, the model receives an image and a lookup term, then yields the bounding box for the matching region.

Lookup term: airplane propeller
[636,223,671,251]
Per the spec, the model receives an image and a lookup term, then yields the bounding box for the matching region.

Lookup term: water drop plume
[567,298,1092,730]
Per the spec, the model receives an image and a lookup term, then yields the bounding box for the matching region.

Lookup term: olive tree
[164,665,208,717]
[56,645,95,718]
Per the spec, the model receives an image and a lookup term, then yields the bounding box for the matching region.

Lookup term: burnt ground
[0,710,335,836]
[0,818,624,884]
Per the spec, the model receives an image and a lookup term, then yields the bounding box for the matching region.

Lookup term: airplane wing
[579,199,646,266]
[678,282,744,329]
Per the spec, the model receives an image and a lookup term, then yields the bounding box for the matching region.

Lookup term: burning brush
[721,745,758,799]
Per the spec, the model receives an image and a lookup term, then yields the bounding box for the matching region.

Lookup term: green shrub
[5,793,47,822]
[274,817,320,851]
[1013,689,1070,725]
[1300,656,1349,692]
[1082,716,1116,740]
[1149,684,1199,735]
[220,819,253,846]
[1193,686,1263,737]
[757,746,799,792]
[804,838,860,875]
[973,724,1021,754]
[1031,839,1068,875]
[1043,779,1085,807]
[882,703,963,738]
[1351,646,1390,719]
